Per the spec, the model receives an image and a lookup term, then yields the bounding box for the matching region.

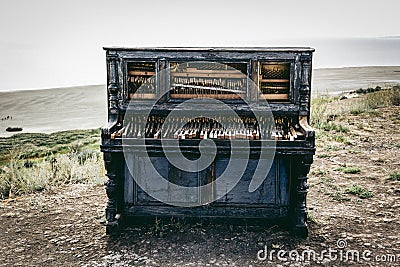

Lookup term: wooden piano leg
[293,154,313,237]
[104,152,124,234]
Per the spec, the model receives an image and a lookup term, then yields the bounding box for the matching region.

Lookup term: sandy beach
[313,66,400,95]
[0,85,107,137]
[0,66,399,137]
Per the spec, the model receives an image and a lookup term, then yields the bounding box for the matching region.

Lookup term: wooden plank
[129,93,156,99]
[260,94,289,100]
[171,84,246,94]
[259,79,290,83]
[104,46,315,53]
[171,72,245,79]
[128,71,155,76]
[170,94,243,99]
[183,69,238,74]
[250,60,259,102]
[125,205,289,218]
[261,86,288,90]
[108,49,304,62]
[214,159,277,205]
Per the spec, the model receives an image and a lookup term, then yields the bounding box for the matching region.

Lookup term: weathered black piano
[101,47,315,236]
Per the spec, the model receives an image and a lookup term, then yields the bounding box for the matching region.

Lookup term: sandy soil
[0,102,399,266]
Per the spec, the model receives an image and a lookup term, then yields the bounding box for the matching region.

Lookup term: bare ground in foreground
[0,104,399,266]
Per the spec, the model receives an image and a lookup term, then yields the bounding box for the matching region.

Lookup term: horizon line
[1,65,400,92]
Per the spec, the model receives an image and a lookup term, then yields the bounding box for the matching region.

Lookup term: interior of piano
[117,60,302,141]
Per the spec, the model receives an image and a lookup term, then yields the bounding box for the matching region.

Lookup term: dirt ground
[0,105,399,266]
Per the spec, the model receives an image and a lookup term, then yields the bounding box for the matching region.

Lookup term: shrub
[330,191,350,202]
[391,88,400,106]
[355,88,364,94]
[345,185,373,199]
[335,166,361,174]
[389,171,400,181]
[321,122,349,133]
[311,96,330,129]
[335,135,345,143]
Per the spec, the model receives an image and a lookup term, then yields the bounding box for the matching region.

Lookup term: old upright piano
[101,47,315,236]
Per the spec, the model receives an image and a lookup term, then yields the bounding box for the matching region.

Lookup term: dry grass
[0,150,105,199]
[311,86,400,130]
[0,129,105,199]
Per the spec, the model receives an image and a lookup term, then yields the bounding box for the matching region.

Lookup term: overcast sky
[0,0,399,91]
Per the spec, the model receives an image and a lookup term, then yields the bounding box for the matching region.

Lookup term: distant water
[312,66,400,95]
[0,37,399,91]
[310,37,400,68]
[271,37,400,94]
[0,85,107,137]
